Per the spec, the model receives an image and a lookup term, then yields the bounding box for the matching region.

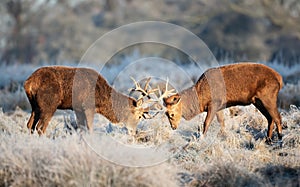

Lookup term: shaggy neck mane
[180,86,200,120]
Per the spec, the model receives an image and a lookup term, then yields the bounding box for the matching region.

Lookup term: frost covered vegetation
[0,102,300,186]
[0,60,300,186]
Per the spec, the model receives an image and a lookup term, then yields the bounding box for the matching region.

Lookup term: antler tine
[143,77,151,91]
[144,77,159,98]
[141,99,165,119]
[129,77,158,100]
[128,77,177,119]
[143,78,177,118]
[129,77,148,97]
[158,78,176,100]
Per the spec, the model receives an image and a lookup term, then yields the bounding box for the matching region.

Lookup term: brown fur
[24,66,146,135]
[163,63,283,143]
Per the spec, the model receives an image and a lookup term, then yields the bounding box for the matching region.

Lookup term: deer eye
[167,112,175,118]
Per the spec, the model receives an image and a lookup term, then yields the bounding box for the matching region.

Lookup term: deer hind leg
[26,98,40,133]
[254,96,282,144]
[253,98,273,144]
[259,96,283,140]
[27,108,40,134]
[36,110,56,135]
[34,91,60,135]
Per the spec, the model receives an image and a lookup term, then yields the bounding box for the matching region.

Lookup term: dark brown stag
[162,63,284,144]
[24,66,151,135]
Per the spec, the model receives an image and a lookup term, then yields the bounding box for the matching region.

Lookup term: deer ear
[132,98,143,107]
[163,94,181,105]
[172,94,181,104]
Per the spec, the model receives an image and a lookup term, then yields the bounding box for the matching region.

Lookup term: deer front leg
[75,110,87,133]
[199,105,218,138]
[216,110,225,133]
[84,109,95,133]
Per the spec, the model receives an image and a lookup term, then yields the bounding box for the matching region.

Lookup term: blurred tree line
[1,0,300,65]
[0,0,125,65]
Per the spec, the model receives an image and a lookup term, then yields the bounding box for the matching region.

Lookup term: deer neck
[94,79,131,124]
[110,89,134,123]
[180,86,201,120]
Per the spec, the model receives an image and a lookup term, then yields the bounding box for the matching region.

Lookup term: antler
[145,78,177,117]
[129,77,158,100]
[157,78,177,100]
[128,77,178,119]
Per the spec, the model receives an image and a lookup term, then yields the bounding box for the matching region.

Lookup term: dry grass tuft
[0,134,177,187]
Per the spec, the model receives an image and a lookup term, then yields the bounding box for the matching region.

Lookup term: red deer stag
[162,63,284,144]
[24,66,151,135]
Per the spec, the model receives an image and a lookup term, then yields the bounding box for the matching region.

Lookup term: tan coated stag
[162,63,284,144]
[24,66,150,135]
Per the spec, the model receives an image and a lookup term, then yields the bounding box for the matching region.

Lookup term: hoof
[217,130,227,139]
[272,140,284,149]
[192,132,201,140]
[282,122,288,129]
[265,137,272,145]
[278,140,284,148]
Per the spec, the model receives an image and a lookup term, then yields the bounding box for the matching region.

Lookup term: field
[0,60,300,186]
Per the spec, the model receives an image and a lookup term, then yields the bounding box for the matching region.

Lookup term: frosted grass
[0,104,299,186]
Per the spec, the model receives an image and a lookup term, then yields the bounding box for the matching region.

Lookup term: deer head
[125,77,158,134]
[163,94,182,130]
[145,78,181,129]
[124,98,148,135]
